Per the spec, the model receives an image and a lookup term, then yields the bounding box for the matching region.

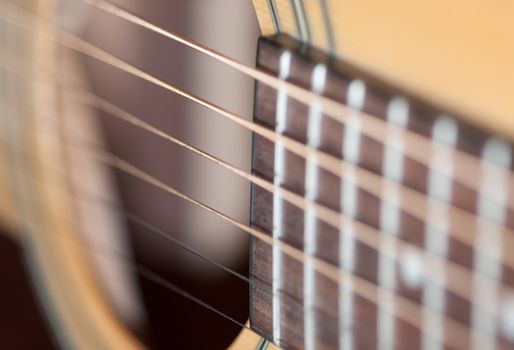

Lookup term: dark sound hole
[79,0,259,347]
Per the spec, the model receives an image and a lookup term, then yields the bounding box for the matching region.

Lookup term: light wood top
[253,0,514,140]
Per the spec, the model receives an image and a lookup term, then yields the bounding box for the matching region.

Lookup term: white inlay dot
[401,249,424,288]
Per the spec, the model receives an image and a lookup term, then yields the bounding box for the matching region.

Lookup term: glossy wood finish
[252,0,514,142]
[249,35,514,349]
[0,2,143,349]
[0,3,269,349]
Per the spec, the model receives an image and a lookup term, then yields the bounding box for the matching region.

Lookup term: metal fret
[303,63,327,350]
[422,116,458,350]
[472,137,512,350]
[271,50,292,347]
[338,79,365,350]
[250,35,514,350]
[378,97,409,350]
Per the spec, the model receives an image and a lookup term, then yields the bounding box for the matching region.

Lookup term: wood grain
[249,35,514,350]
[252,0,514,142]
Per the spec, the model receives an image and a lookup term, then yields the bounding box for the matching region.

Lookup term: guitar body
[1,0,514,349]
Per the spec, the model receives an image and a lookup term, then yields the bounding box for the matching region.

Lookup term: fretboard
[249,35,514,350]
[251,0,514,144]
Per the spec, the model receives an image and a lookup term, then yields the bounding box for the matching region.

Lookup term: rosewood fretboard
[249,35,514,350]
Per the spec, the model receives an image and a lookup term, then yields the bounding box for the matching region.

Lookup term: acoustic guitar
[1,0,514,349]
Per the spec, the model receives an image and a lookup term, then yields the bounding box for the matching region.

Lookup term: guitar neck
[249,35,514,349]
[252,0,514,142]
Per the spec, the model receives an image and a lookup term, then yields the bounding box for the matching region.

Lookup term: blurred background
[0,0,261,348]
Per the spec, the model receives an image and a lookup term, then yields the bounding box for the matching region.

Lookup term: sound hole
[70,0,260,347]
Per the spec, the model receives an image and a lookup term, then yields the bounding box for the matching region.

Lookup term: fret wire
[0,41,511,320]
[4,1,514,275]
[303,62,327,350]
[0,140,368,348]
[1,11,512,348]
[21,119,472,348]
[271,49,291,346]
[0,91,489,350]
[78,0,514,210]
[99,151,343,294]
[56,27,514,272]
[1,47,512,321]
[0,139,369,349]
[377,96,409,350]
[0,136,341,337]
[472,138,512,350]
[63,83,514,317]
[1,130,448,346]
[1,101,474,348]
[60,84,514,318]
[4,3,512,350]
[422,116,458,350]
[0,148,379,349]
[339,78,365,350]
[74,163,357,347]
[63,144,477,349]
[14,0,507,216]
[2,125,496,350]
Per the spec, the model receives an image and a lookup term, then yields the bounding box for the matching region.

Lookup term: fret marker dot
[401,249,424,288]
[501,296,514,342]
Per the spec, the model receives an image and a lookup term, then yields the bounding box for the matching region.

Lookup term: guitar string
[2,128,452,350]
[0,141,386,350]
[0,23,510,348]
[61,140,477,349]
[52,25,514,271]
[3,4,508,348]
[319,0,336,55]
[4,1,514,274]
[65,6,508,346]
[0,62,475,347]
[78,0,514,210]
[2,4,508,348]
[0,125,471,350]
[66,85,511,315]
[3,41,509,317]
[8,0,514,224]
[0,67,502,350]
[0,149,388,349]
[0,16,512,313]
[0,10,508,348]
[10,155,252,331]
[71,2,514,289]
